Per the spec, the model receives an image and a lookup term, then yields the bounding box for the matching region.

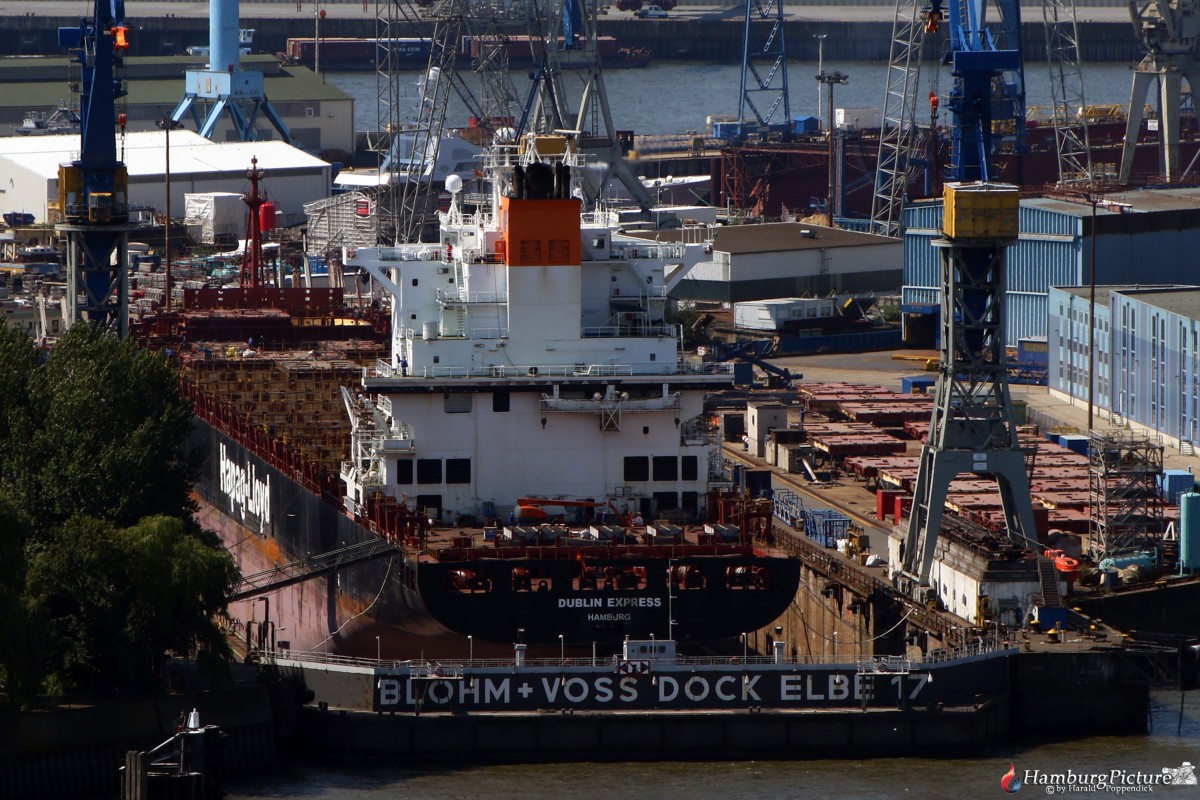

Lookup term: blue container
[792,115,819,134]
[1160,470,1194,505]
[901,375,936,394]
[732,361,754,386]
[1057,434,1090,456]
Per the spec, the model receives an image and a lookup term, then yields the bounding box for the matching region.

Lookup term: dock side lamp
[816,70,849,222]
[155,117,184,313]
[559,633,564,663]
[468,634,473,666]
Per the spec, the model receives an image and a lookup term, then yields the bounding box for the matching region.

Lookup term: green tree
[0,326,38,486]
[24,514,236,696]
[0,325,237,703]
[13,324,199,529]
[0,496,39,708]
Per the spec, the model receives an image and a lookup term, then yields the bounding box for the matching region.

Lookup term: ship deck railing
[261,640,1014,672]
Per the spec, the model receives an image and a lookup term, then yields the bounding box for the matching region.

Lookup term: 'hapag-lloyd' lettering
[219,443,271,525]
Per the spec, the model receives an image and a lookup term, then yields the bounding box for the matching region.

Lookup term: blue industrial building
[902,188,1200,347]
[1048,285,1200,449]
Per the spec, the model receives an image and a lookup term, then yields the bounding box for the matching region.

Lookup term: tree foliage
[0,326,235,704]
[9,324,201,529]
[24,515,236,696]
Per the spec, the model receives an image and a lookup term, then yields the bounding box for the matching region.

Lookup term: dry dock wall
[294,703,1010,762]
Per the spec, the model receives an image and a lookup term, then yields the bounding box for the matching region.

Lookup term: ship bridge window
[444,393,473,413]
[652,456,677,481]
[446,568,492,593]
[681,457,698,482]
[395,458,414,485]
[652,491,678,513]
[417,459,443,484]
[445,458,471,484]
[726,565,769,590]
[601,565,646,590]
[624,456,649,482]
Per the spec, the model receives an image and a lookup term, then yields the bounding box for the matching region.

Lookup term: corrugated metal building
[903,189,1200,346]
[0,130,331,228]
[1048,284,1200,449]
[0,56,355,155]
[661,222,902,303]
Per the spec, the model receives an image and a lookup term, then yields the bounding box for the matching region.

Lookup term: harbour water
[329,60,1143,138]
[226,690,1200,798]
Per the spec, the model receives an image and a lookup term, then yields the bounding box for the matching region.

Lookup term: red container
[876,489,901,522]
[894,495,913,525]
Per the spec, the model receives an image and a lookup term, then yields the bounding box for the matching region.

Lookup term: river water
[226,690,1200,798]
[327,60,1143,138]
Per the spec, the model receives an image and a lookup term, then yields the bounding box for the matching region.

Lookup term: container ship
[150,137,800,654]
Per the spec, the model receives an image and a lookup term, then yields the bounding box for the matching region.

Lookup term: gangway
[229,538,401,601]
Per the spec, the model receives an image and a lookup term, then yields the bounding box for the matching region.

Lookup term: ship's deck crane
[56,0,136,335]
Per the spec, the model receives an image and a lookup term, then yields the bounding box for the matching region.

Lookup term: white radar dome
[445,174,463,194]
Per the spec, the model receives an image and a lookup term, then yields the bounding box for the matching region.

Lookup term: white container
[835,107,882,130]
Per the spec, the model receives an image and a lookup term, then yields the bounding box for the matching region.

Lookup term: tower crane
[56,0,136,336]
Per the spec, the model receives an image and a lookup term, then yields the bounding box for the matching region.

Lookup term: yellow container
[943,181,1019,239]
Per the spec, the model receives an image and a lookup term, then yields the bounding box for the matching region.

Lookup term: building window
[492,390,510,412]
[417,459,443,484]
[681,455,698,481]
[444,393,473,413]
[624,456,649,482]
[445,458,471,484]
[652,456,678,481]
[396,459,414,485]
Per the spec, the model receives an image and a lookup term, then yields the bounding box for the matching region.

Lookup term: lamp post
[741,632,748,662]
[468,634,473,666]
[375,635,380,662]
[558,633,564,663]
[816,70,849,223]
[1087,189,1098,431]
[314,3,326,79]
[814,34,827,127]
[155,118,184,313]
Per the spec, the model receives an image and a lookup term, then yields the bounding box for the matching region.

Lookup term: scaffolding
[1088,430,1164,562]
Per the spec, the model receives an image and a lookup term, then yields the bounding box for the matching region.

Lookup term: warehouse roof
[633,222,897,255]
[0,130,329,181]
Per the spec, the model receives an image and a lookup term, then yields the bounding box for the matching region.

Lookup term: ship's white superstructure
[340,134,732,523]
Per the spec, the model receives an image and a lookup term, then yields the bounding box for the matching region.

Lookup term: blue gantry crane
[873,0,1026,235]
[56,0,136,336]
[893,2,1050,606]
